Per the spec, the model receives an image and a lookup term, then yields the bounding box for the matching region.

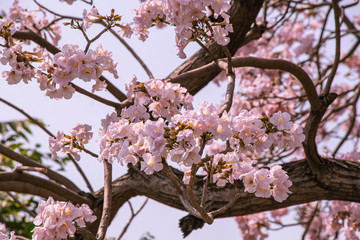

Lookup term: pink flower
[270,112,293,130]
[124,104,150,122]
[212,26,230,45]
[32,197,96,239]
[60,0,76,4]
[270,165,292,202]
[254,169,273,198]
[141,153,163,174]
[2,69,22,85]
[82,6,98,30]
[241,169,257,193]
[144,79,165,97]
[71,124,93,144]
[118,22,133,38]
[49,131,65,160]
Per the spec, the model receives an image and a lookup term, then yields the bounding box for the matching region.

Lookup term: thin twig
[195,38,218,62]
[210,181,241,217]
[200,173,210,208]
[6,191,37,218]
[262,0,268,25]
[70,83,121,108]
[97,160,112,240]
[83,148,99,158]
[323,0,341,95]
[13,166,48,174]
[84,26,110,53]
[0,97,53,137]
[332,85,360,156]
[217,48,236,116]
[186,164,213,224]
[301,201,321,240]
[116,198,149,240]
[106,28,154,79]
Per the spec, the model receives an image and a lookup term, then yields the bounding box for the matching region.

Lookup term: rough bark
[86,158,360,234]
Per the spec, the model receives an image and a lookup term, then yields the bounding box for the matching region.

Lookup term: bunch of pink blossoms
[234,208,288,240]
[81,5,133,38]
[49,124,93,161]
[1,15,118,100]
[36,43,118,99]
[133,0,233,58]
[299,201,360,239]
[32,197,96,240]
[0,42,35,85]
[93,78,303,202]
[6,0,62,45]
[0,224,15,240]
[47,78,303,203]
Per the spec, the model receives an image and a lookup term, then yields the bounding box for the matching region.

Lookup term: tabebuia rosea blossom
[48,76,304,203]
[49,124,93,161]
[0,40,118,99]
[31,197,96,240]
[0,224,15,240]
[133,0,233,58]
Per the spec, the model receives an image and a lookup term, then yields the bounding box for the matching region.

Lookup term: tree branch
[0,143,81,192]
[87,158,360,234]
[96,160,112,240]
[169,56,321,111]
[0,172,91,204]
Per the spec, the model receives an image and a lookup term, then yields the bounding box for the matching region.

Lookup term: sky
[0,0,304,239]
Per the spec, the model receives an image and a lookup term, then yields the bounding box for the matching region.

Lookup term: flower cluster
[49,123,93,161]
[0,17,16,40]
[81,5,133,38]
[241,165,292,202]
[1,39,118,99]
[0,42,35,85]
[234,208,288,240]
[235,212,269,240]
[48,77,301,203]
[82,5,99,31]
[36,43,118,99]
[94,77,303,202]
[123,76,194,120]
[5,0,61,45]
[322,201,360,239]
[133,0,233,58]
[0,224,15,240]
[32,197,96,240]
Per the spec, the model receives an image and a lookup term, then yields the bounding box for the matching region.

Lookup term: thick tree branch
[0,172,91,204]
[0,143,81,192]
[169,56,322,111]
[87,158,360,234]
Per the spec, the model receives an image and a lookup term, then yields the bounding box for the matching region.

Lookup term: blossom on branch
[32,197,96,240]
